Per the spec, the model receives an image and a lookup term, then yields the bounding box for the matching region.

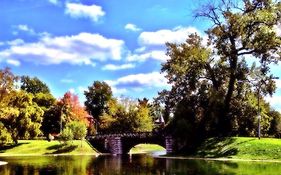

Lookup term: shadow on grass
[196,137,238,158]
[46,143,78,154]
[0,143,29,153]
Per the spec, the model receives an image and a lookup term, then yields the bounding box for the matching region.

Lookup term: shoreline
[0,153,100,157]
[1,152,281,163]
[155,155,281,163]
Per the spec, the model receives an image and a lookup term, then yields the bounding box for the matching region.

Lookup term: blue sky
[0,0,280,111]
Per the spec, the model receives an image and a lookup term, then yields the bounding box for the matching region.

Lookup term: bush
[0,122,12,145]
[66,121,87,140]
[59,127,74,143]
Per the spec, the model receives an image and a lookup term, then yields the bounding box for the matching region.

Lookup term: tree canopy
[20,76,51,94]
[84,81,113,122]
[158,0,281,147]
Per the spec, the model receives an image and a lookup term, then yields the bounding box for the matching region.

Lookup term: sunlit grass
[0,140,97,156]
[195,137,281,160]
[130,144,165,154]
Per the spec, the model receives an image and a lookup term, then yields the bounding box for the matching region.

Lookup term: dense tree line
[0,68,155,145]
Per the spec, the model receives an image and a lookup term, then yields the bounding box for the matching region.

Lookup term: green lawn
[194,137,281,160]
[0,140,98,156]
[130,144,165,154]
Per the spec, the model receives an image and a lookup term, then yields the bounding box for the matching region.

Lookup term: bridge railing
[86,132,160,139]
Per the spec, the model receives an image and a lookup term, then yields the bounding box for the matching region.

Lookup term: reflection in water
[0,154,281,175]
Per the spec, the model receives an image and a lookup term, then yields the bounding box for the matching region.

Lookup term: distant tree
[84,81,113,123]
[59,92,89,126]
[67,121,87,140]
[41,103,61,135]
[99,97,153,133]
[59,127,74,143]
[268,110,281,138]
[20,76,50,94]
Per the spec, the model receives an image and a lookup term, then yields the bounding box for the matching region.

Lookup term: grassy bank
[130,144,165,154]
[193,137,281,160]
[0,140,98,156]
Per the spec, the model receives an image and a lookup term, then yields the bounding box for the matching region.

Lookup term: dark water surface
[0,154,281,175]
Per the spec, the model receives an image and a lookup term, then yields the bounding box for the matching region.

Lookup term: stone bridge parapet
[86,132,176,155]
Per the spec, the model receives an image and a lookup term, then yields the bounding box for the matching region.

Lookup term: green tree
[0,68,18,109]
[196,0,281,133]
[59,127,74,143]
[20,76,50,94]
[99,97,153,133]
[0,122,12,145]
[67,121,87,140]
[1,91,44,143]
[159,0,280,148]
[84,81,113,124]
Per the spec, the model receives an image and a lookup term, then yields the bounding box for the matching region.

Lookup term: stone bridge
[86,132,176,155]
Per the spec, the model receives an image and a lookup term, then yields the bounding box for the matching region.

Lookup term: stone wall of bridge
[87,133,176,155]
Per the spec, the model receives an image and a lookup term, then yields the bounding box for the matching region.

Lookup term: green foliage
[20,76,50,94]
[158,0,281,148]
[41,104,61,135]
[84,81,113,123]
[66,121,87,140]
[33,92,56,111]
[1,91,44,142]
[0,122,12,145]
[59,127,74,142]
[98,97,154,133]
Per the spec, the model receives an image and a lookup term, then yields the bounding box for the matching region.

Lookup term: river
[0,153,281,174]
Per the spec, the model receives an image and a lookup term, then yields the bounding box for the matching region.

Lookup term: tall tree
[196,0,281,133]
[84,81,113,122]
[1,91,43,143]
[159,0,281,143]
[20,76,50,94]
[0,68,18,108]
[59,91,89,126]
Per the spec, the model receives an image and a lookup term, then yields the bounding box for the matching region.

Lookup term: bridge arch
[87,132,175,155]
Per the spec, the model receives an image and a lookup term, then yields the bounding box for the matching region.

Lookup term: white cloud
[106,72,169,88]
[13,24,51,37]
[78,86,87,93]
[125,23,142,32]
[138,26,201,46]
[102,63,135,71]
[7,39,25,46]
[111,86,127,95]
[16,24,35,35]
[69,88,75,93]
[126,26,204,63]
[127,50,169,62]
[266,95,281,112]
[61,79,74,83]
[0,32,124,66]
[48,0,59,5]
[6,59,20,66]
[65,3,105,22]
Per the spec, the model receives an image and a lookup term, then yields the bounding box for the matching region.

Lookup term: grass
[193,137,281,160]
[0,140,98,156]
[130,144,165,154]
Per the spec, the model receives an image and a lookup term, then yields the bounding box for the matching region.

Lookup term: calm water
[0,154,281,175]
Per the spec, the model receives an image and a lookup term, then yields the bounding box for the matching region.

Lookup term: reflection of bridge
[86,132,175,155]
